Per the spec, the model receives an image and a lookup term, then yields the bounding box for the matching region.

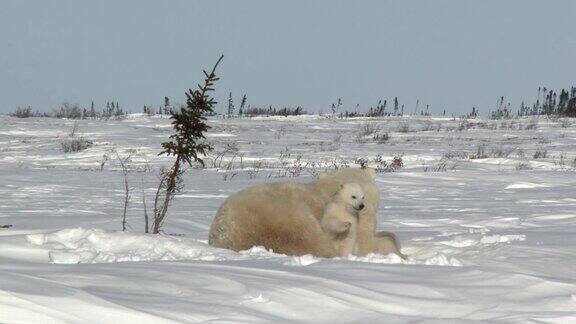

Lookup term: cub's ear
[339,183,344,189]
[365,167,376,180]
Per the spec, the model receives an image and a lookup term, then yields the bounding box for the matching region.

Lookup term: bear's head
[337,182,365,212]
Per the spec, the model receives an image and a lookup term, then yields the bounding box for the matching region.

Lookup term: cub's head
[337,183,365,211]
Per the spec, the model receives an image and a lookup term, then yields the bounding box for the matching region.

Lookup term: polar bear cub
[320,183,365,257]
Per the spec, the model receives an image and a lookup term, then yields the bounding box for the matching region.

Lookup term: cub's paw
[335,221,351,234]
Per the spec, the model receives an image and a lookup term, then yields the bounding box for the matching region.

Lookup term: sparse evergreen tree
[470,107,478,118]
[558,89,568,115]
[331,98,342,118]
[370,99,387,117]
[239,94,247,116]
[114,102,123,116]
[151,55,223,234]
[227,92,235,117]
[566,87,576,117]
[89,101,96,118]
[393,97,399,116]
[164,97,171,115]
[518,101,527,116]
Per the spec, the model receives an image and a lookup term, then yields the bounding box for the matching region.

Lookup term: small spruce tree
[151,55,223,234]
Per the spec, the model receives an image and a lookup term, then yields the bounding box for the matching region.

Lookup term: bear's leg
[354,206,377,256]
[374,231,407,259]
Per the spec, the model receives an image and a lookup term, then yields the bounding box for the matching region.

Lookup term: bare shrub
[355,122,381,143]
[54,102,82,119]
[60,122,93,153]
[553,152,568,169]
[275,147,305,178]
[499,120,519,130]
[211,142,240,169]
[423,159,457,172]
[324,157,351,171]
[420,119,438,132]
[470,144,488,159]
[274,126,287,139]
[524,118,539,130]
[515,162,532,170]
[10,106,32,118]
[69,121,80,137]
[116,153,132,231]
[490,146,515,158]
[442,151,469,160]
[222,171,238,181]
[246,159,267,179]
[355,155,402,172]
[533,149,548,159]
[99,153,109,171]
[141,178,149,233]
[537,136,551,144]
[458,118,473,131]
[560,118,572,128]
[516,148,526,159]
[314,133,343,152]
[374,154,403,173]
[61,138,93,153]
[10,106,50,118]
[354,158,369,169]
[10,106,35,118]
[372,132,391,144]
[397,121,410,133]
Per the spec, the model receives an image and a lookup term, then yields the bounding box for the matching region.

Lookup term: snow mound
[479,234,526,244]
[345,252,463,267]
[284,254,321,266]
[27,228,464,267]
[440,234,526,247]
[26,228,278,264]
[505,182,550,189]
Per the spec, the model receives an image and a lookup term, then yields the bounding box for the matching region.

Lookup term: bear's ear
[365,167,376,180]
[339,183,344,190]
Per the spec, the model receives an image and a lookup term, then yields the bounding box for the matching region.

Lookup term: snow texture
[1,115,576,323]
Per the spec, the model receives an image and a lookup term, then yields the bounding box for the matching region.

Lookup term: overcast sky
[1,0,575,115]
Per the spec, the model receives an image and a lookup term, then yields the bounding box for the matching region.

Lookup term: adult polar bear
[208,168,402,258]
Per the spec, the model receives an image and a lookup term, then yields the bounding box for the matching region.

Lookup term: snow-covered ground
[1,114,576,323]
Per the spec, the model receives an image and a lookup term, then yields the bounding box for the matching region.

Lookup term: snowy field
[1,114,576,323]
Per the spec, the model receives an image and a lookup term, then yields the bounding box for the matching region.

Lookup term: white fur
[321,183,365,257]
[209,167,404,258]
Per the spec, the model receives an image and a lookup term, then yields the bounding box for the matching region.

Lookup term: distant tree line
[9,85,575,120]
[241,106,306,117]
[491,86,576,119]
[222,93,307,117]
[9,101,127,119]
[330,97,431,118]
